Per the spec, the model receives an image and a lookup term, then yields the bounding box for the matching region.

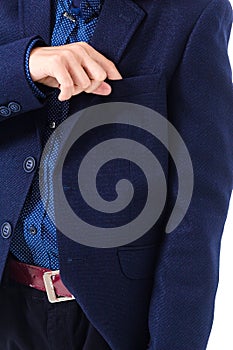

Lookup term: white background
[207,2,233,348]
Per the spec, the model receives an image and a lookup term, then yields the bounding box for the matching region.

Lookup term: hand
[29,42,122,101]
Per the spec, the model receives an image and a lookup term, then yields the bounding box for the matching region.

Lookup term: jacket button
[49,121,56,129]
[29,226,37,235]
[0,106,11,117]
[23,157,36,173]
[1,222,12,239]
[8,102,21,113]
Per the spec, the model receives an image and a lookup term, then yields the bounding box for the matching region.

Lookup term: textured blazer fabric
[0,0,232,349]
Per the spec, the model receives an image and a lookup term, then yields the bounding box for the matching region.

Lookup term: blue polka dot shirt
[10,0,104,270]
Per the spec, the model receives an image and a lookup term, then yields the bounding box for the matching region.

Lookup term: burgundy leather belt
[7,257,75,303]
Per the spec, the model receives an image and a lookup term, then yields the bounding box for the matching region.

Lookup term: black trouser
[0,275,111,350]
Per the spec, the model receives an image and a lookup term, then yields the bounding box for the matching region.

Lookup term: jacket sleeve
[0,36,48,122]
[148,0,233,349]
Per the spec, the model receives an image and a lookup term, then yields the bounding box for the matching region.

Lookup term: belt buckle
[43,270,75,303]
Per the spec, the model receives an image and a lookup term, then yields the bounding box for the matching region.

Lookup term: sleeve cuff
[25,38,47,100]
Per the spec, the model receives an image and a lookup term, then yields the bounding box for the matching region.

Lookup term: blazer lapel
[18,0,51,44]
[90,0,146,64]
[18,0,146,62]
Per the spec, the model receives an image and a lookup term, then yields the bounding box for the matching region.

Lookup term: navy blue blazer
[0,0,233,349]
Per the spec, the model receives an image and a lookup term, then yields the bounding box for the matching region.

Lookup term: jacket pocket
[105,72,161,98]
[117,244,158,280]
[70,71,167,117]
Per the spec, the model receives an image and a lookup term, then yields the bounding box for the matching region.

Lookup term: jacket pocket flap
[117,245,157,280]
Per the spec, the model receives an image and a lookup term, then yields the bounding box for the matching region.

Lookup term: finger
[84,80,106,94]
[54,68,74,101]
[74,52,111,93]
[37,77,60,88]
[90,54,122,80]
[78,43,122,80]
[66,54,92,91]
[72,81,111,96]
[91,81,112,95]
[101,60,122,80]
[80,53,108,83]
[72,85,86,95]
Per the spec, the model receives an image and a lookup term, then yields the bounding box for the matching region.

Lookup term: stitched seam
[182,0,232,63]
[168,0,218,86]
